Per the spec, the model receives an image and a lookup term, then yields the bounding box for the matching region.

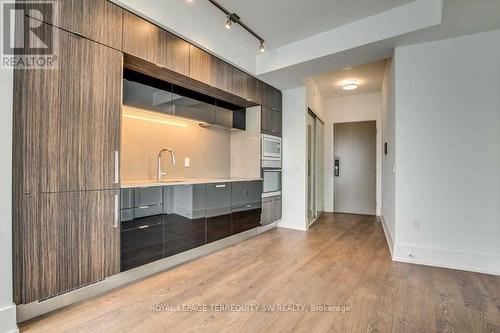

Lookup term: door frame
[332,119,381,216]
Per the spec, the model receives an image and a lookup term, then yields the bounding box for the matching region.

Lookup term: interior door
[334,121,376,215]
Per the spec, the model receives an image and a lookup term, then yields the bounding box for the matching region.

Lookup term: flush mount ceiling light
[341,80,359,91]
[207,0,266,52]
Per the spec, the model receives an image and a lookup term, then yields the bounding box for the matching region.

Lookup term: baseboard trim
[379,215,394,258]
[393,243,500,276]
[0,304,18,333]
[17,225,276,323]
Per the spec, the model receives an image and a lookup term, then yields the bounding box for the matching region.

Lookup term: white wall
[111,0,258,73]
[280,87,308,231]
[381,58,396,253]
[305,77,325,120]
[323,93,382,215]
[393,29,500,275]
[0,68,18,332]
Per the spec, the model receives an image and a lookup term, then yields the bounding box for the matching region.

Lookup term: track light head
[259,41,265,53]
[225,15,232,29]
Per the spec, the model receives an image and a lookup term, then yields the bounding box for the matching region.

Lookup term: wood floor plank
[20,213,500,333]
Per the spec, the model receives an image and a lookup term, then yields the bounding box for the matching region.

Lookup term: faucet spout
[157,148,176,182]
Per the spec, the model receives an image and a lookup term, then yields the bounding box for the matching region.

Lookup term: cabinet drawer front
[133,205,163,219]
[261,197,282,225]
[133,187,163,207]
[206,215,232,243]
[232,208,261,235]
[206,183,232,217]
[164,214,206,257]
[121,224,163,271]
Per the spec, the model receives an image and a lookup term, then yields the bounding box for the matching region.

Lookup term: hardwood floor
[20,213,500,333]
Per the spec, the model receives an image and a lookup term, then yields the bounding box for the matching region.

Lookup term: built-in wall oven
[262,168,282,197]
[262,134,282,197]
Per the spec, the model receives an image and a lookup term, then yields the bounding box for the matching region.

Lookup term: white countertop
[121,178,263,189]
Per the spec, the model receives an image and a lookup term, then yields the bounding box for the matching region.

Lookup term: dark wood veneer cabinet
[123,12,190,76]
[232,67,248,100]
[247,76,263,105]
[22,0,123,49]
[19,190,119,304]
[262,106,282,136]
[263,83,282,111]
[213,58,233,93]
[15,21,122,194]
[16,22,121,194]
[189,45,214,86]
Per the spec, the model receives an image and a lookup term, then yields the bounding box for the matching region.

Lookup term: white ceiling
[312,60,387,98]
[216,0,416,49]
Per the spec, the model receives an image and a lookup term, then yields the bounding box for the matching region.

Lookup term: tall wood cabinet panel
[232,67,248,100]
[20,190,119,304]
[15,21,122,194]
[22,0,123,49]
[247,76,263,105]
[189,45,214,85]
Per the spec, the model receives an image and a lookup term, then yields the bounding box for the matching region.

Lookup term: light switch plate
[184,158,191,167]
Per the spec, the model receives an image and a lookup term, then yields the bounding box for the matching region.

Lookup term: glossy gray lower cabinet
[120,181,263,271]
[121,187,164,271]
[261,195,282,226]
[206,183,232,243]
[231,181,262,234]
[163,185,207,257]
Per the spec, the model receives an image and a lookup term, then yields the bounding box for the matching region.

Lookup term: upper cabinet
[247,76,263,105]
[123,12,161,65]
[22,0,123,49]
[232,67,248,101]
[163,33,190,77]
[123,12,190,77]
[15,21,122,194]
[189,45,214,86]
[262,106,282,137]
[263,83,282,112]
[212,58,233,93]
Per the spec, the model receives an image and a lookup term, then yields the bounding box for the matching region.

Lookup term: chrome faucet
[157,148,176,182]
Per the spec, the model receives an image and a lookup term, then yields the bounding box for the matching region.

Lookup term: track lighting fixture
[207,0,266,52]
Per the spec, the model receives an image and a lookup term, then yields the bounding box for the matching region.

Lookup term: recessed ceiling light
[341,80,359,91]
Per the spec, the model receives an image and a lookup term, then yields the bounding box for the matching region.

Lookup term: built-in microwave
[262,168,282,198]
[262,134,282,168]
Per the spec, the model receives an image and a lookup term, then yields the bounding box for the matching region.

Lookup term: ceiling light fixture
[207,0,266,52]
[341,80,359,91]
[225,15,232,29]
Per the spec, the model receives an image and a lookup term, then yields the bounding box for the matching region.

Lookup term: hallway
[21,214,500,332]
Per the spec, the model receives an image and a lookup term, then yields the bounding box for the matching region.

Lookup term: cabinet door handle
[215,184,226,188]
[114,150,119,184]
[114,194,119,228]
